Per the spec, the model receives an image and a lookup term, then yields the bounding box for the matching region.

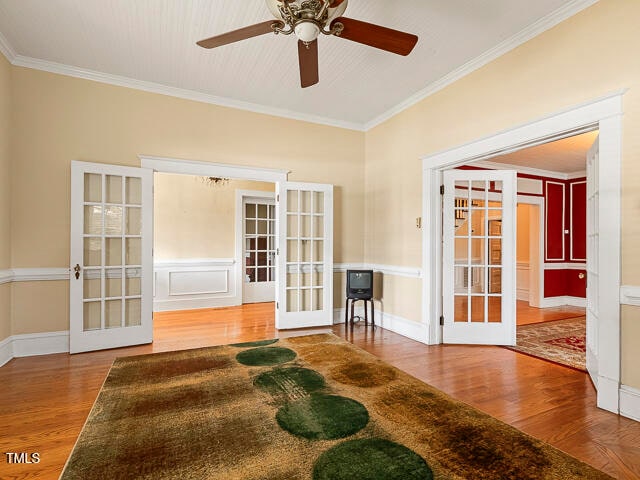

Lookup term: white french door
[242,196,276,304]
[276,182,333,329]
[69,161,153,353]
[586,136,599,386]
[442,169,517,345]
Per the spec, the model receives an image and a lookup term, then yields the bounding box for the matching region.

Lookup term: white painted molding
[154,258,235,269]
[140,156,289,183]
[11,331,69,358]
[12,268,70,282]
[543,262,586,270]
[11,55,364,132]
[0,269,11,285]
[539,296,586,308]
[620,385,640,422]
[620,286,640,307]
[365,0,599,130]
[333,307,427,344]
[334,263,422,279]
[0,30,16,63]
[421,92,623,170]
[475,160,585,181]
[0,336,12,367]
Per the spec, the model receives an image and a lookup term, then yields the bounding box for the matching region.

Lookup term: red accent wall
[545,182,565,261]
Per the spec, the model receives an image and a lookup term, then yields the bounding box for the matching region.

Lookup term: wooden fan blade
[332,17,418,56]
[298,40,319,88]
[197,20,283,49]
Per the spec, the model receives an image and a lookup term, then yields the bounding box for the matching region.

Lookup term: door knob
[578,272,585,279]
[73,264,81,280]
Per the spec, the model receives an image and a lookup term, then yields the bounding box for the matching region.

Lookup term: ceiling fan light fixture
[294,21,320,43]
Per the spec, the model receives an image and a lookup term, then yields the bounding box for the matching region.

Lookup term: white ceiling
[488,130,597,175]
[0,0,593,130]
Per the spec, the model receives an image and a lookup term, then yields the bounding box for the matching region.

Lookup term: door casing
[421,92,624,413]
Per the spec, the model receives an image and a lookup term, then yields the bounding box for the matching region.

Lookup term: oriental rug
[508,317,586,371]
[61,333,609,479]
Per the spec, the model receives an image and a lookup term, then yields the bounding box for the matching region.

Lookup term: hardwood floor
[516,300,586,326]
[1,302,638,479]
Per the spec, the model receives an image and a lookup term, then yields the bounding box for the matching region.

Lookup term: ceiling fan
[197,0,419,88]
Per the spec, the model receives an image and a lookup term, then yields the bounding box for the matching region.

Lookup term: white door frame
[421,91,624,413]
[140,155,289,325]
[235,190,277,303]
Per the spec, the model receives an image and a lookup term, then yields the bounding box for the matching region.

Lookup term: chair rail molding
[334,263,422,279]
[620,285,640,307]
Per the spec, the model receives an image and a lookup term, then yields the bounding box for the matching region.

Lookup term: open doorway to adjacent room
[449,130,597,370]
[152,173,276,315]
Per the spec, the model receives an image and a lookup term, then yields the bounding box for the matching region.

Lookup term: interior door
[586,136,599,386]
[69,161,153,353]
[243,196,276,304]
[277,182,333,329]
[442,169,516,345]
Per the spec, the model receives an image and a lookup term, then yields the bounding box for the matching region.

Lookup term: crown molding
[474,160,586,180]
[363,0,600,131]
[0,0,598,133]
[0,30,16,63]
[10,54,365,132]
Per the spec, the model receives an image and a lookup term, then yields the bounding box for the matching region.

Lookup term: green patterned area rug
[61,334,611,479]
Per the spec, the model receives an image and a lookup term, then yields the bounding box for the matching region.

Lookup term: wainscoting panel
[154,259,239,311]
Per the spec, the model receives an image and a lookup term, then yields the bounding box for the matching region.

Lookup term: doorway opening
[152,174,276,312]
[459,130,598,371]
[422,93,623,413]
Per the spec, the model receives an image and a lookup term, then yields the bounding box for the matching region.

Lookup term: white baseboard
[333,307,428,344]
[11,331,69,357]
[0,336,12,367]
[0,330,70,367]
[620,385,640,422]
[516,289,530,302]
[596,375,621,414]
[539,296,586,308]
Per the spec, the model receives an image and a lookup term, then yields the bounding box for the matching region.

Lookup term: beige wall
[0,53,11,341]
[364,0,640,387]
[154,175,274,260]
[8,66,365,336]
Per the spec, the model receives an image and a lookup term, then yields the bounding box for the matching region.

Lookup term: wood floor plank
[1,302,638,479]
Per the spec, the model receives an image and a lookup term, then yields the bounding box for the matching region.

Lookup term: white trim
[0,269,11,285]
[620,385,640,422]
[620,285,640,306]
[333,307,428,344]
[475,160,586,181]
[12,268,70,282]
[539,295,586,308]
[422,92,624,413]
[11,331,69,357]
[140,156,289,183]
[10,55,364,132]
[364,0,599,130]
[545,181,566,261]
[421,92,621,169]
[333,263,422,279]
[570,180,587,261]
[0,336,12,367]
[543,262,586,270]
[0,30,16,63]
[154,258,235,269]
